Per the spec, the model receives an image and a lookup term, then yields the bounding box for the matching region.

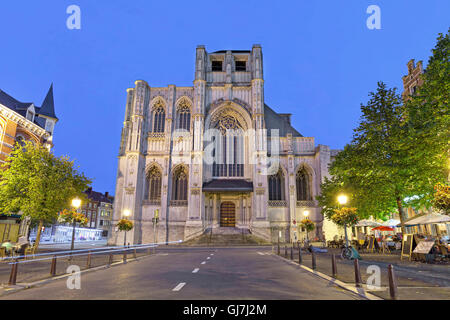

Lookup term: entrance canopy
[203,179,253,192]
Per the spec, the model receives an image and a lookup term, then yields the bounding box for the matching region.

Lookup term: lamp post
[123,209,131,247]
[303,210,310,244]
[71,198,82,253]
[337,194,349,248]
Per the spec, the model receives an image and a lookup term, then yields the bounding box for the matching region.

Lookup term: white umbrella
[383,219,401,227]
[356,219,382,227]
[403,213,450,226]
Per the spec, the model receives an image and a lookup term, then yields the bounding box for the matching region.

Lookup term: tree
[433,183,450,215]
[0,141,91,250]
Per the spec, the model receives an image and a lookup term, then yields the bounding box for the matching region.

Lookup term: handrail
[1,240,183,263]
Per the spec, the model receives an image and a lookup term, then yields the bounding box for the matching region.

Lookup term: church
[109,45,339,246]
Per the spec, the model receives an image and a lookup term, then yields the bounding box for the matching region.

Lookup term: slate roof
[84,188,114,204]
[203,179,254,192]
[264,104,303,137]
[0,85,57,130]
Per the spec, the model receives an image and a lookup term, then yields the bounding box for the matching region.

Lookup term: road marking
[257,252,265,255]
[172,283,186,291]
[210,254,214,256]
[192,268,199,273]
[207,257,211,260]
[201,261,206,265]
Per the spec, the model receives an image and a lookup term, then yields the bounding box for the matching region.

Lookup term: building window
[152,106,165,133]
[296,168,312,201]
[145,167,162,202]
[172,166,188,201]
[235,61,246,71]
[176,105,191,131]
[212,61,223,72]
[212,115,244,177]
[268,169,285,201]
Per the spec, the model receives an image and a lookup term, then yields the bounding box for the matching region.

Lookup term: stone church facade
[109,45,338,246]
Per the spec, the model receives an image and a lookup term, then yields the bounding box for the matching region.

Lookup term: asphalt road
[3,247,360,300]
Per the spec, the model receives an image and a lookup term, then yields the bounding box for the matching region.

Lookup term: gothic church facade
[109,45,338,245]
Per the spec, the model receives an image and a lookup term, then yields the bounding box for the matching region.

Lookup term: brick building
[82,188,114,238]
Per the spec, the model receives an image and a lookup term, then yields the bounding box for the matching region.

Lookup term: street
[2,247,360,300]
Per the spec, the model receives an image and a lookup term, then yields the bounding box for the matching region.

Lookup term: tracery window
[172,166,188,201]
[145,167,162,203]
[176,104,191,131]
[152,104,165,133]
[212,115,244,177]
[296,168,312,201]
[268,169,285,201]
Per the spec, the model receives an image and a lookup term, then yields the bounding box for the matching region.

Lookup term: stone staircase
[182,228,271,246]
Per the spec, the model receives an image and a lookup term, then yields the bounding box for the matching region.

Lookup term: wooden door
[220,202,236,227]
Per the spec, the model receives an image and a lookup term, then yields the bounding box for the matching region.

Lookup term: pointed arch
[145,165,162,203]
[268,167,285,201]
[150,96,166,133]
[175,96,192,131]
[296,164,313,201]
[171,164,188,204]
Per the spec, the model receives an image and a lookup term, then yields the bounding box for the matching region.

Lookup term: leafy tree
[0,141,91,250]
[433,183,450,215]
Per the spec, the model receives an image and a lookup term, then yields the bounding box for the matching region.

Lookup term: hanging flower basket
[331,207,359,227]
[299,218,315,232]
[117,219,134,232]
[58,209,88,226]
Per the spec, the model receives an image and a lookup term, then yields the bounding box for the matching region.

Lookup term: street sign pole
[153,209,159,253]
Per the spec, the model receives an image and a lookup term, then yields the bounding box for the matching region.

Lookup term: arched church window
[296,168,312,201]
[152,105,165,133]
[176,104,191,131]
[212,115,244,177]
[145,167,162,203]
[268,169,285,201]
[172,166,188,201]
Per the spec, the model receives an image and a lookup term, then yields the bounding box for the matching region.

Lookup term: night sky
[0,0,448,194]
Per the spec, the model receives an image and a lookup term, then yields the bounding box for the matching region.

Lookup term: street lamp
[337,194,349,248]
[123,209,131,247]
[70,198,82,253]
[303,210,310,244]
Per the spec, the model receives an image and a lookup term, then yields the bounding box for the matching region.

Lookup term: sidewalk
[275,245,450,300]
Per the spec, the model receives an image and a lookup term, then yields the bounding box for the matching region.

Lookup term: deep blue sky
[0,1,448,194]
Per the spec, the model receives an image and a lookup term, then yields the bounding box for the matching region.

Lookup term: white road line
[207,257,211,260]
[192,268,199,273]
[210,254,214,256]
[172,282,186,291]
[257,252,265,255]
[201,261,206,265]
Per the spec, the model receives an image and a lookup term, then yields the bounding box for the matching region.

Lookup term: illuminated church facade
[109,45,338,245]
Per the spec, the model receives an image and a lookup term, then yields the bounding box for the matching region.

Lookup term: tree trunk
[396,196,406,235]
[34,220,44,251]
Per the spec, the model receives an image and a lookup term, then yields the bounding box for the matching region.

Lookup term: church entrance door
[220,202,236,227]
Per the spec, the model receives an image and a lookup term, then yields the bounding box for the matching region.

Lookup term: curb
[272,253,383,300]
[0,254,154,298]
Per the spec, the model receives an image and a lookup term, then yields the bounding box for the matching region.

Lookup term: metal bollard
[388,264,398,300]
[332,254,337,278]
[290,246,293,260]
[133,248,137,259]
[50,255,57,276]
[298,247,302,264]
[123,249,127,264]
[277,243,280,256]
[354,259,362,287]
[86,251,92,269]
[8,259,18,286]
[108,253,113,266]
[284,246,287,258]
[311,251,317,270]
[147,246,151,255]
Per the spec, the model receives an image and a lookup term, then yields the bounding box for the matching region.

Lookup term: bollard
[147,246,151,255]
[86,251,92,269]
[8,259,18,286]
[108,253,113,266]
[50,255,57,276]
[388,264,398,300]
[331,254,337,278]
[290,246,293,260]
[298,247,302,264]
[354,259,362,287]
[133,248,137,259]
[277,243,280,256]
[123,249,127,264]
[284,246,287,258]
[311,251,317,270]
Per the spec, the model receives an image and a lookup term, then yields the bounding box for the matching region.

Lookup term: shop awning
[402,213,450,226]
